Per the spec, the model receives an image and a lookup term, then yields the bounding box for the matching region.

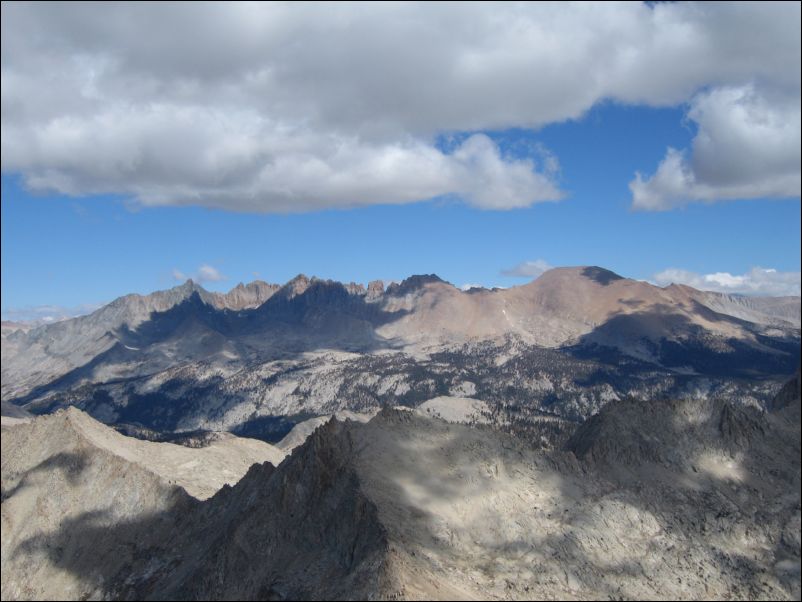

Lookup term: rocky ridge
[1,372,799,600]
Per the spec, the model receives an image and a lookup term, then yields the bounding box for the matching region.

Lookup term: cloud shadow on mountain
[569,307,800,379]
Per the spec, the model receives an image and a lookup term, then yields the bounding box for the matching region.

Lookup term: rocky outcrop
[1,409,199,600]
[345,281,367,295]
[385,273,448,296]
[366,279,385,300]
[564,395,774,466]
[770,369,801,411]
[565,397,677,465]
[277,273,313,299]
[1,410,389,600]
[4,398,800,600]
[161,419,390,600]
[214,280,280,310]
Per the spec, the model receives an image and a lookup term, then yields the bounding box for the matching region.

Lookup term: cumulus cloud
[173,264,227,283]
[631,86,801,210]
[653,267,801,296]
[501,259,553,279]
[1,2,799,212]
[197,265,225,282]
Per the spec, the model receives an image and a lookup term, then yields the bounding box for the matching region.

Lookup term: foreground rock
[2,374,799,600]
[275,409,376,451]
[2,408,285,599]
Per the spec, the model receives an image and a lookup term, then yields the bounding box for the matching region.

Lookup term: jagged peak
[385,274,451,296]
[270,274,375,301]
[220,280,281,307]
[344,282,367,295]
[366,280,385,300]
[404,273,446,285]
[162,278,206,297]
[265,273,314,302]
[103,278,206,310]
[243,279,278,290]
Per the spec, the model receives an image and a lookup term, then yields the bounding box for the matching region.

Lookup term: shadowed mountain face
[581,266,624,285]
[2,372,799,600]
[1,267,799,439]
[1,409,390,600]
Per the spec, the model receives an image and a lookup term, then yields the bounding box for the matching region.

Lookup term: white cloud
[653,267,801,296]
[501,259,553,279]
[631,86,801,210]
[172,264,227,283]
[460,283,483,291]
[1,2,799,213]
[197,265,225,282]
[1,302,103,323]
[1,109,562,210]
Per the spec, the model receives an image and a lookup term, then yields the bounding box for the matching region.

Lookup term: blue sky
[1,3,800,319]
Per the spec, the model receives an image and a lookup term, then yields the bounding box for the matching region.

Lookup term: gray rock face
[1,411,389,600]
[0,278,279,401]
[567,396,774,468]
[770,368,802,411]
[162,420,390,601]
[277,273,313,299]
[1,409,199,600]
[694,290,802,328]
[344,281,367,295]
[366,279,385,300]
[216,280,281,310]
[2,374,800,600]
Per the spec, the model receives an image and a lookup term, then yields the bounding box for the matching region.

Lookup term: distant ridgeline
[1,266,799,439]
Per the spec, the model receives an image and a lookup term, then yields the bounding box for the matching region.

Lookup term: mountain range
[2,266,799,441]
